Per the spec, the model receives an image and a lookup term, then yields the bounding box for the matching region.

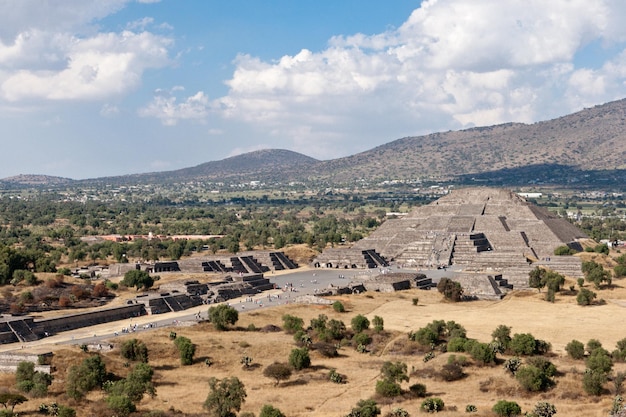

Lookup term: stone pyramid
[315,187,587,289]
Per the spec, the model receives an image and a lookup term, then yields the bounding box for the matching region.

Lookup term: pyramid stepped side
[395,232,455,267]
[535,256,584,279]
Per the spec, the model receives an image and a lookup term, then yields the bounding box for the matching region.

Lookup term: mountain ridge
[3,98,626,187]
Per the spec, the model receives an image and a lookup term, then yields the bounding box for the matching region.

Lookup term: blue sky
[1,0,626,180]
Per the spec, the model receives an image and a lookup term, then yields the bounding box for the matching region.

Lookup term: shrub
[420,397,444,413]
[469,342,496,365]
[327,319,347,340]
[613,338,626,362]
[375,379,402,397]
[105,395,136,417]
[289,348,311,370]
[385,408,409,417]
[92,282,109,297]
[503,357,521,375]
[532,401,557,417]
[565,339,585,360]
[15,362,52,397]
[465,404,477,413]
[586,339,603,354]
[447,337,467,352]
[353,332,372,348]
[346,399,380,417]
[57,405,76,417]
[329,368,345,384]
[259,404,286,417]
[332,301,345,313]
[492,400,521,416]
[120,339,149,363]
[594,243,609,255]
[586,348,613,374]
[577,288,597,305]
[440,362,464,381]
[409,383,427,397]
[515,362,554,392]
[554,245,574,255]
[380,361,409,384]
[104,280,118,290]
[410,327,438,346]
[491,325,512,350]
[313,342,338,358]
[615,265,626,278]
[173,336,195,365]
[437,278,463,301]
[351,315,370,333]
[263,362,292,386]
[583,369,607,396]
[372,315,384,332]
[510,333,537,356]
[412,297,419,306]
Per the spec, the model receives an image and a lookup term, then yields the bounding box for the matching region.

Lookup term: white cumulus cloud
[0,0,172,102]
[139,89,211,125]
[197,0,626,159]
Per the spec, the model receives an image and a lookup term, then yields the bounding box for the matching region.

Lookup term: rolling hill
[3,98,626,189]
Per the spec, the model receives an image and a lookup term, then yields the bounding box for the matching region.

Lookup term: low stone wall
[32,304,145,336]
[0,353,52,374]
[364,280,411,292]
[294,295,334,305]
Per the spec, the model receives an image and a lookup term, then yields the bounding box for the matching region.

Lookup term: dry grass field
[2,271,626,417]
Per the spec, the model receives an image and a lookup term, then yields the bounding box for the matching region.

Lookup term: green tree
[66,355,107,400]
[120,338,149,363]
[0,392,27,412]
[174,336,196,365]
[262,362,292,386]
[208,304,239,331]
[203,377,246,417]
[528,267,546,291]
[121,269,156,291]
[583,261,611,289]
[289,347,311,371]
[351,314,370,333]
[259,404,286,417]
[105,363,155,403]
